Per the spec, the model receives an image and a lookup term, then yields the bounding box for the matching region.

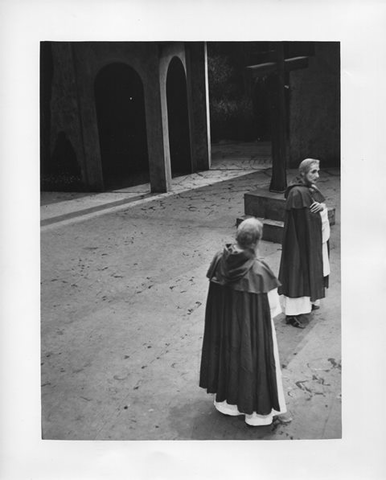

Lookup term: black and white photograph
[40,40,341,441]
[1,1,386,479]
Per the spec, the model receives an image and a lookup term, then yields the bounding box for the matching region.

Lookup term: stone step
[237,208,336,244]
[244,187,336,226]
[236,216,284,244]
[244,188,286,221]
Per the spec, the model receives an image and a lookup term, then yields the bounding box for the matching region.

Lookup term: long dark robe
[199,245,281,416]
[278,180,328,302]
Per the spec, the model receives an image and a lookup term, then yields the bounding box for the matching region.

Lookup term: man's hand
[310,202,325,213]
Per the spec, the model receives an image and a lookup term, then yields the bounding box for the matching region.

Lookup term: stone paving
[40,143,272,224]
[40,144,341,440]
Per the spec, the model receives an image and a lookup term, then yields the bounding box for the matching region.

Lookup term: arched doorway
[95,63,149,190]
[166,57,192,177]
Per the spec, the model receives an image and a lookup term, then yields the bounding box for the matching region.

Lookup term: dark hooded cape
[199,245,281,416]
[278,180,328,302]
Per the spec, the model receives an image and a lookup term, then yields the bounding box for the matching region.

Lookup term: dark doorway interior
[95,63,149,190]
[166,57,192,177]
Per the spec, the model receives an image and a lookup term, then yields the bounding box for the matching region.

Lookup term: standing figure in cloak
[199,218,290,427]
[278,158,330,329]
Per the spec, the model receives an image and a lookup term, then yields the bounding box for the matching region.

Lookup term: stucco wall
[70,42,188,192]
[289,42,340,168]
[42,41,210,192]
[49,43,85,178]
[72,42,165,190]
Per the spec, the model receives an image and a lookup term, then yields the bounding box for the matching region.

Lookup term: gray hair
[299,158,320,175]
[236,217,263,250]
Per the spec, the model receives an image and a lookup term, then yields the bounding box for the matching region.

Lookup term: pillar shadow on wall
[95,62,150,190]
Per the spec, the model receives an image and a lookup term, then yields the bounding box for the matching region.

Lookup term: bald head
[236,218,263,250]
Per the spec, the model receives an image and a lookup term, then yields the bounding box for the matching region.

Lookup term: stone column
[145,50,171,193]
[185,42,211,171]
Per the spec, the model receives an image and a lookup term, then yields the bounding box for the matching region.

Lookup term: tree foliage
[207,43,259,142]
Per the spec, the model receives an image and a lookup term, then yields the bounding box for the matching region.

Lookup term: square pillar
[144,55,171,193]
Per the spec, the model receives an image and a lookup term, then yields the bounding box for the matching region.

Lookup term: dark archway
[95,63,149,190]
[166,57,192,177]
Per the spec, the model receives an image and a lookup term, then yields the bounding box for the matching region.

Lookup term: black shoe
[286,316,305,329]
[312,304,320,311]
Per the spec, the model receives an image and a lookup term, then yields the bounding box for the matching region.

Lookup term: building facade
[40,41,211,192]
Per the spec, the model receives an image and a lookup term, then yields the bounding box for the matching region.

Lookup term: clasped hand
[310,202,325,213]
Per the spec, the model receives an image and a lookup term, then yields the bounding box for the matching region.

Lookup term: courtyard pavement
[40,142,341,440]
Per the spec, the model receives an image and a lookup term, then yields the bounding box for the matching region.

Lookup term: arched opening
[166,57,192,177]
[95,63,149,190]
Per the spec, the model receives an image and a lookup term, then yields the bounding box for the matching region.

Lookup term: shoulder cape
[207,251,280,294]
[285,182,326,210]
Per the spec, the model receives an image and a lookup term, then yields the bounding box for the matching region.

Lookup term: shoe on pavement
[286,316,305,329]
[274,412,293,424]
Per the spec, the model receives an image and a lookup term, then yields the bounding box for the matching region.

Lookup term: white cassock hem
[214,290,287,427]
[282,295,312,316]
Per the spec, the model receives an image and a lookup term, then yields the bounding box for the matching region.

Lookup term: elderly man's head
[236,218,263,250]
